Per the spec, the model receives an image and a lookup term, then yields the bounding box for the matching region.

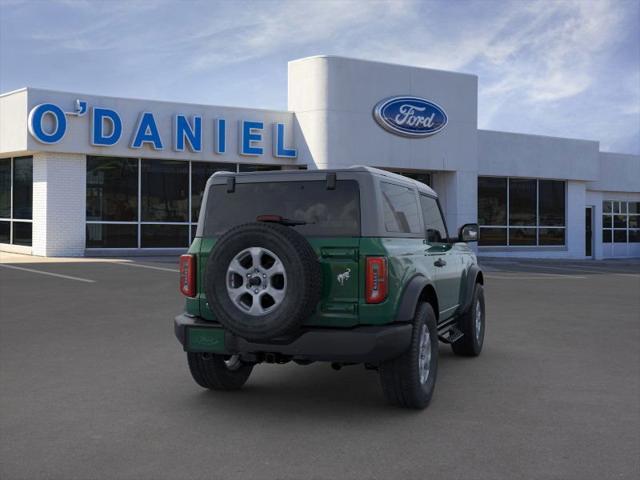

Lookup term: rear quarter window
[380,182,421,234]
[203,180,360,237]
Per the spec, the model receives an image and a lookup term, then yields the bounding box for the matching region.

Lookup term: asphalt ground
[0,255,639,480]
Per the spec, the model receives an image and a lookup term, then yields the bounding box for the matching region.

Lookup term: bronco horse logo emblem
[337,268,351,286]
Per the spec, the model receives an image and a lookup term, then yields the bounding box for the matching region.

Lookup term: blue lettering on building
[27,100,297,160]
[240,120,264,156]
[131,112,164,150]
[28,103,67,144]
[215,119,226,154]
[273,123,297,158]
[175,115,202,152]
[92,107,122,146]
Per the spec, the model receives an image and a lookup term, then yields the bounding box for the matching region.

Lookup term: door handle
[434,258,447,267]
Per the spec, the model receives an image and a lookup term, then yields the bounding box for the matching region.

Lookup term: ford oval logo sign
[373,96,447,138]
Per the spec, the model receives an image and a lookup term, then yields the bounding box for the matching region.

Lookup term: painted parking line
[485,273,586,280]
[485,275,587,280]
[512,263,640,277]
[111,261,178,273]
[0,263,96,283]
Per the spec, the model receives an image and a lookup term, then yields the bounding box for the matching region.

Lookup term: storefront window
[509,179,536,226]
[0,220,9,243]
[0,156,33,246]
[141,224,189,248]
[477,227,507,246]
[87,157,138,221]
[12,157,33,219]
[539,180,565,226]
[12,222,33,246]
[141,160,188,222]
[539,228,565,246]
[86,158,296,249]
[602,201,639,244]
[86,224,138,248]
[478,177,566,246]
[238,164,282,173]
[0,159,10,218]
[509,227,537,246]
[478,177,507,226]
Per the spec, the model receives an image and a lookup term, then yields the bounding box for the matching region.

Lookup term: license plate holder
[186,327,226,352]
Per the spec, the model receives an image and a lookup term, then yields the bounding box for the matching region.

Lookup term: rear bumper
[174,314,412,363]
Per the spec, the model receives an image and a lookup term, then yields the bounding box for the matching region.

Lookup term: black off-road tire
[451,283,485,357]
[204,222,322,341]
[379,303,439,409]
[187,353,253,390]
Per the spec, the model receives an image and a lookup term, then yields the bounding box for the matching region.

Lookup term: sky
[1,0,639,154]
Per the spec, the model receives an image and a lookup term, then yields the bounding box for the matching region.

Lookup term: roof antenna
[226,176,236,193]
[326,172,337,190]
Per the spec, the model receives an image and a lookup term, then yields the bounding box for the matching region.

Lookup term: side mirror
[458,223,479,243]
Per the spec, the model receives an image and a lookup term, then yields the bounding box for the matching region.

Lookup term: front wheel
[379,302,438,409]
[187,353,253,390]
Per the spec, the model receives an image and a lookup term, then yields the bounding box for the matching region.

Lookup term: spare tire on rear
[204,222,322,341]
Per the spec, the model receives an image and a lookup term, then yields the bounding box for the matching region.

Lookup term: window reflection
[509,179,536,226]
[478,177,506,226]
[141,160,188,222]
[87,157,138,221]
[12,156,33,219]
[478,177,565,246]
[0,159,10,218]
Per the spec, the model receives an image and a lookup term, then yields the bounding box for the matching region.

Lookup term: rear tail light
[179,254,196,297]
[365,256,388,304]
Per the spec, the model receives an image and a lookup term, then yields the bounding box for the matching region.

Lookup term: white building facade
[1,56,638,258]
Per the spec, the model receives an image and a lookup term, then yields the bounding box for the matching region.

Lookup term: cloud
[479,0,622,103]
[1,0,638,153]
[184,0,413,71]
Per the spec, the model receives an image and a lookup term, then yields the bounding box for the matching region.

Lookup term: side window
[380,182,421,234]
[420,195,448,243]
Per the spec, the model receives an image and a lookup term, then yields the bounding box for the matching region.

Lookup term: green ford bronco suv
[174,166,484,409]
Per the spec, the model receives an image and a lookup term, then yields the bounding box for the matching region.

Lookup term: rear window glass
[203,180,360,236]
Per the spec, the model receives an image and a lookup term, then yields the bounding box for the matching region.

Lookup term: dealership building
[1,56,638,259]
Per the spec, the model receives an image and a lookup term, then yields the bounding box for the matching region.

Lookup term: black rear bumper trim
[174,314,412,363]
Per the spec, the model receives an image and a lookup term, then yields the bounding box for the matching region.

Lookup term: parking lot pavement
[1,256,639,480]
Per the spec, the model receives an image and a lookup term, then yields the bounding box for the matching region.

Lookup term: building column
[32,152,86,257]
[566,181,586,259]
[432,170,478,240]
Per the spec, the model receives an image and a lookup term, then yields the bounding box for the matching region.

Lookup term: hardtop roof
[209,165,437,197]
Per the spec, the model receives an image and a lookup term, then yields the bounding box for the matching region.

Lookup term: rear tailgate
[304,238,360,327]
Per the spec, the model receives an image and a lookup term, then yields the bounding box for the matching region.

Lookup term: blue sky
[1,0,639,154]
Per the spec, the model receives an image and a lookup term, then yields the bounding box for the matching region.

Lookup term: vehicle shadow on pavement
[174,345,475,422]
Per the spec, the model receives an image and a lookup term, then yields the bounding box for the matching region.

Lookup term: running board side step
[438,326,464,344]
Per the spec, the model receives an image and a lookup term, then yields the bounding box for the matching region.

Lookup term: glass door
[585,206,593,257]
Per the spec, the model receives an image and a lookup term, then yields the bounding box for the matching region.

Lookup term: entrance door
[585,206,593,257]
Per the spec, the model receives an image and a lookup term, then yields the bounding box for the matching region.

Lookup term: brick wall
[32,152,86,256]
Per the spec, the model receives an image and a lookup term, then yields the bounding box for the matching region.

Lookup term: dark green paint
[186,327,226,352]
[187,234,476,327]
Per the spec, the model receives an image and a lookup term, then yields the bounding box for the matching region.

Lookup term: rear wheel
[451,283,485,357]
[187,353,253,390]
[379,302,438,409]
